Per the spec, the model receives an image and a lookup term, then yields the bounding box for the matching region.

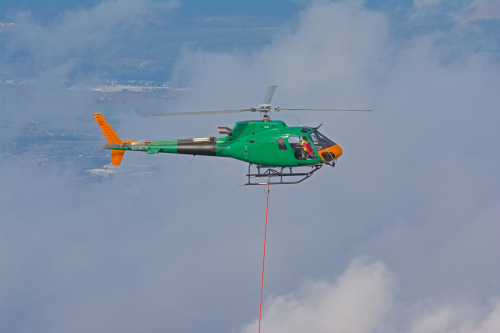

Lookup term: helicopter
[93,86,370,185]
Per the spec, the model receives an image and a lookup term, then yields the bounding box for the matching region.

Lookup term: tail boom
[93,112,220,166]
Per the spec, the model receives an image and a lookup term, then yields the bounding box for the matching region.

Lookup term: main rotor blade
[262,85,278,105]
[153,108,254,117]
[278,108,372,112]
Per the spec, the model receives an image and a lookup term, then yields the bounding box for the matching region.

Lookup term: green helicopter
[94,86,370,185]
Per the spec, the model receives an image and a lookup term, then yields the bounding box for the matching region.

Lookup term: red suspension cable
[258,183,270,333]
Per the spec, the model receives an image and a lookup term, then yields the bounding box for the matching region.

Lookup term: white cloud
[264,1,388,99]
[413,0,451,9]
[407,301,500,333]
[86,164,117,176]
[240,258,500,333]
[170,1,389,113]
[240,257,396,333]
[465,0,500,19]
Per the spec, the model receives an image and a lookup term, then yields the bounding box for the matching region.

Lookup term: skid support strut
[245,164,322,185]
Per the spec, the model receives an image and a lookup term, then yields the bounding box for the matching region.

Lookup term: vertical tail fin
[93,112,127,166]
[93,113,122,144]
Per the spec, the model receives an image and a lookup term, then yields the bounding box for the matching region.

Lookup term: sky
[1,0,500,332]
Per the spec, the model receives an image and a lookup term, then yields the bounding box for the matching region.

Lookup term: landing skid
[245,164,323,185]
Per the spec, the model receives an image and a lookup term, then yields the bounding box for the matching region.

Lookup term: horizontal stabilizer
[147,148,160,154]
[94,112,132,166]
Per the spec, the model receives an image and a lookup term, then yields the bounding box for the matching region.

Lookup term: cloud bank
[241,257,395,333]
[240,257,500,333]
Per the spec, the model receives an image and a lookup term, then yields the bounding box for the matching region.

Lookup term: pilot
[301,138,314,158]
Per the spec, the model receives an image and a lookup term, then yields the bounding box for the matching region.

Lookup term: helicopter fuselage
[100,117,343,167]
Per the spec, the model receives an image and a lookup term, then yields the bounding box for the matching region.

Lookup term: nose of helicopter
[331,144,343,158]
[318,143,343,162]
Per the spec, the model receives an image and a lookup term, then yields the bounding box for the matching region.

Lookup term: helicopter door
[247,138,280,166]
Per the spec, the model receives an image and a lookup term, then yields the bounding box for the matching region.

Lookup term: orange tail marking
[94,112,133,166]
[93,112,122,144]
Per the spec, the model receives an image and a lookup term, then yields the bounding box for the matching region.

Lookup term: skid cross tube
[245,164,323,185]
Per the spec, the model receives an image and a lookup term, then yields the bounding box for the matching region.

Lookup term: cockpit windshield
[309,131,335,151]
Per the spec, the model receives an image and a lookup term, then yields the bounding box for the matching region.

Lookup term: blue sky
[1,1,500,333]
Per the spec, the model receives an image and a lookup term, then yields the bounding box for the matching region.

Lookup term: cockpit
[309,130,342,162]
[287,130,343,162]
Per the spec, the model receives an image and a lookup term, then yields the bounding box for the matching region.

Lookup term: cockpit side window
[278,137,287,150]
[309,131,335,151]
[288,136,301,150]
[288,136,316,160]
